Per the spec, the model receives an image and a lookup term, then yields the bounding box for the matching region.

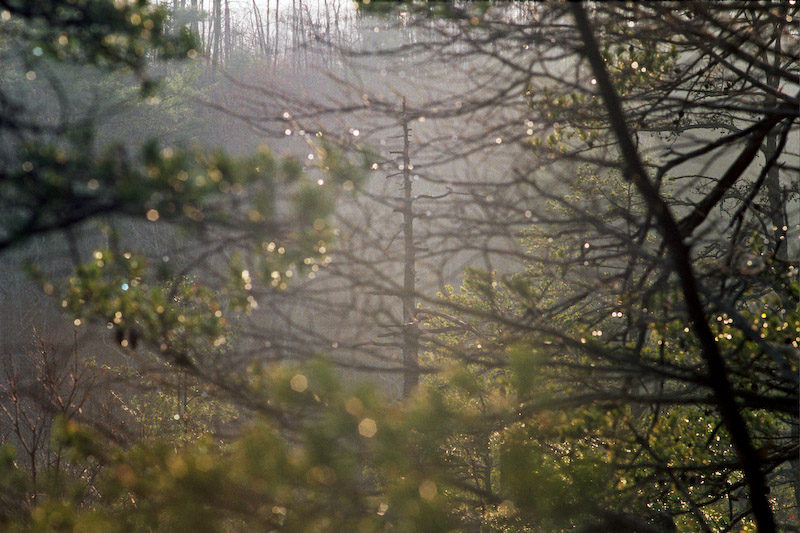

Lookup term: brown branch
[569,4,777,532]
[678,115,787,237]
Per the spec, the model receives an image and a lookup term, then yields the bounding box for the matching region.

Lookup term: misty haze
[0,1,797,531]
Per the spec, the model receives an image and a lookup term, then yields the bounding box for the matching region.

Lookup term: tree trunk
[401,98,419,397]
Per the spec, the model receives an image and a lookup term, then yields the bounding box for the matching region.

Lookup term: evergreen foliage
[0,1,797,532]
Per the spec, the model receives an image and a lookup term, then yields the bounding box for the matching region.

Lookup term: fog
[0,3,797,529]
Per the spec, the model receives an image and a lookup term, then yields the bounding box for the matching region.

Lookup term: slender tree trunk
[762,19,799,513]
[401,98,419,397]
[274,0,280,67]
[191,0,198,37]
[252,0,267,56]
[224,0,231,62]
[763,22,789,264]
[291,0,297,72]
[212,0,221,64]
[265,0,270,58]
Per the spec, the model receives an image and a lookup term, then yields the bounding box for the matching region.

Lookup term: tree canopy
[0,1,797,532]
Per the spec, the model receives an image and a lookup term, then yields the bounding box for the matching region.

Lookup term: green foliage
[1,2,796,532]
[4,360,462,532]
[409,134,798,529]
[3,0,199,87]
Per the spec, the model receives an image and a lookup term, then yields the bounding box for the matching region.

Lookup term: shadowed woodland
[0,1,798,531]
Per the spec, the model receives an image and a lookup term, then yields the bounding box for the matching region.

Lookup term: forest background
[0,1,797,532]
